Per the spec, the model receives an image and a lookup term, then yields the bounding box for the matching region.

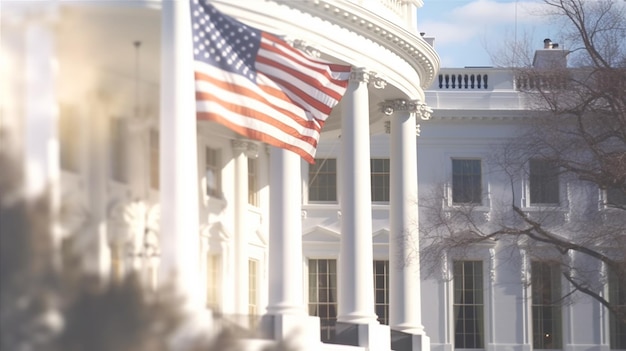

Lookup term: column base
[332,321,391,350]
[260,314,322,349]
[390,329,430,351]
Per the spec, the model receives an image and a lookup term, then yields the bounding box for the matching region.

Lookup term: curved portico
[6,0,440,349]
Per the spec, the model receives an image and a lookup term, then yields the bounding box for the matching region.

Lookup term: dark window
[248,158,259,206]
[150,130,159,190]
[610,265,626,349]
[531,261,562,349]
[373,260,389,325]
[453,261,484,349]
[308,159,337,202]
[110,118,127,183]
[59,105,79,172]
[308,259,337,342]
[607,187,626,207]
[452,159,482,204]
[529,159,560,205]
[371,159,390,202]
[206,147,222,198]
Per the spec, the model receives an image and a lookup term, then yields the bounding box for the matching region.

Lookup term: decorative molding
[384,121,390,134]
[349,67,375,84]
[272,0,439,88]
[380,99,432,120]
[441,251,451,281]
[290,39,321,58]
[489,248,496,282]
[232,139,259,158]
[301,210,308,219]
[599,261,608,285]
[520,248,529,285]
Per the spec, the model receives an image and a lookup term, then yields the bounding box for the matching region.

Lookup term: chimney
[544,38,552,49]
[533,38,569,69]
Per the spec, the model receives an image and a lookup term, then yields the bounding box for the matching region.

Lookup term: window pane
[607,187,626,207]
[452,159,482,204]
[529,159,560,205]
[371,159,390,202]
[453,261,484,349]
[531,261,563,349]
[309,159,337,202]
[308,259,338,342]
[206,147,222,198]
[610,264,626,349]
[373,260,389,325]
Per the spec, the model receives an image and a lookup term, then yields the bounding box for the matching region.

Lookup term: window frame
[530,260,563,350]
[451,158,483,205]
[307,258,338,342]
[370,158,390,203]
[205,146,222,199]
[527,159,561,206]
[452,260,486,349]
[307,158,338,203]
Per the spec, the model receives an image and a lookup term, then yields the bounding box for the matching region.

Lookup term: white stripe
[194,62,322,128]
[256,59,341,107]
[260,36,350,95]
[196,99,317,155]
[195,80,321,141]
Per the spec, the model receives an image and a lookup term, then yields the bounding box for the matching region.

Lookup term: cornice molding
[271,0,440,89]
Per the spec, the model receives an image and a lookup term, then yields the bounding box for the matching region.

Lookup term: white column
[233,139,249,317]
[263,148,320,346]
[338,68,378,324]
[22,14,62,265]
[266,147,305,316]
[159,0,202,308]
[387,99,431,350]
[81,96,111,280]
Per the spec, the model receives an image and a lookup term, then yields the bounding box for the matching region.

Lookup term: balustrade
[438,73,489,90]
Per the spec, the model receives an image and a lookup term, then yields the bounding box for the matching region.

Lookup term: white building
[2,1,624,351]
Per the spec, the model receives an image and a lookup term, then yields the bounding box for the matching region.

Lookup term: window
[206,254,221,311]
[150,130,159,190]
[308,159,337,202]
[110,118,127,183]
[205,147,222,198]
[607,187,626,207]
[308,259,337,342]
[453,261,484,349]
[248,158,259,206]
[249,259,258,318]
[371,159,390,202]
[529,159,560,205]
[609,266,626,349]
[59,105,79,172]
[531,261,562,349]
[452,159,482,204]
[374,260,390,325]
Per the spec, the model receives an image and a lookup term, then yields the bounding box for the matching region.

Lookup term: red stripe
[261,33,350,93]
[196,91,320,146]
[195,71,322,133]
[259,68,334,116]
[256,54,343,107]
[198,112,316,164]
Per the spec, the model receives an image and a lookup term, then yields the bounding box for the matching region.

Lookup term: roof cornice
[272,0,440,89]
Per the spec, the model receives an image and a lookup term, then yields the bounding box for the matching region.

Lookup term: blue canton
[191,0,262,82]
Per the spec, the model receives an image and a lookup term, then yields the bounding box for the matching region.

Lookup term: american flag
[191,0,351,163]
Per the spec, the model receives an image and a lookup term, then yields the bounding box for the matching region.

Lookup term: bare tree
[421,0,626,328]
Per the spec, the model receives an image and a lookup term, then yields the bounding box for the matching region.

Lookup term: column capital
[381,99,432,120]
[349,68,387,89]
[290,39,321,58]
[231,139,259,158]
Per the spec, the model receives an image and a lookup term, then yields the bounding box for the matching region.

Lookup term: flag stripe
[191,1,350,162]
[195,62,323,133]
